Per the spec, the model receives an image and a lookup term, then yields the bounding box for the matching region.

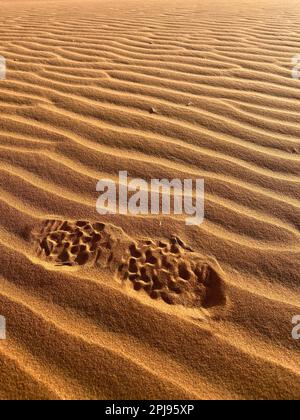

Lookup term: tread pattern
[32,219,227,309]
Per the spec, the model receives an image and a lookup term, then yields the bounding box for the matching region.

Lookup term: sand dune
[0,0,299,400]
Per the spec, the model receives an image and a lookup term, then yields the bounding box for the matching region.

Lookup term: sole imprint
[32,219,227,310]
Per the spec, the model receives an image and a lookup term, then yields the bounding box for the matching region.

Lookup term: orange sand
[0,0,299,400]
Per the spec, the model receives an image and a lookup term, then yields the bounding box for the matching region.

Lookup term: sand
[0,0,299,400]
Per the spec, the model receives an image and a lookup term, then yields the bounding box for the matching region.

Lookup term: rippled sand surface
[0,0,299,400]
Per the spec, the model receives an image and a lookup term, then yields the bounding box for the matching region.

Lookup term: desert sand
[0,0,299,400]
